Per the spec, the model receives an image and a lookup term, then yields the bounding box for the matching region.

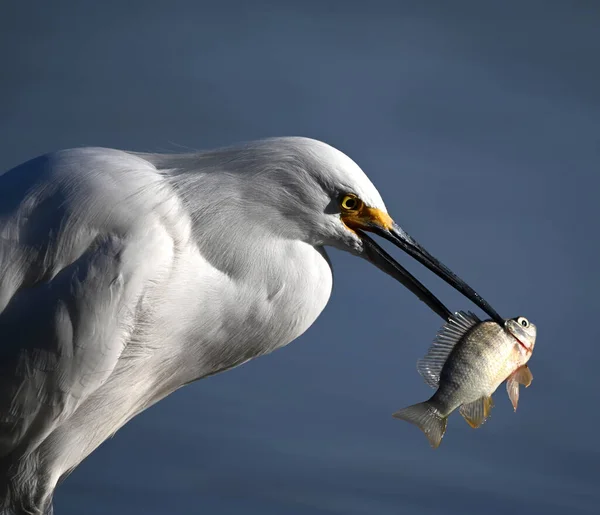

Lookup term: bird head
[248,137,504,323]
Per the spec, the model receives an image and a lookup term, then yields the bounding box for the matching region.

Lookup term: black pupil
[521,320,527,327]
[345,198,356,209]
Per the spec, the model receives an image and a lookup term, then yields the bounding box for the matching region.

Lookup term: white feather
[0,137,386,512]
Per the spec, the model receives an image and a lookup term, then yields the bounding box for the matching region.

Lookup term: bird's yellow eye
[340,194,362,211]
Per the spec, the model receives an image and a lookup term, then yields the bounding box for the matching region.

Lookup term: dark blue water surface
[1,1,599,514]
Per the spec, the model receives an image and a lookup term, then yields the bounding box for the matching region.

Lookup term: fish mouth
[357,222,504,324]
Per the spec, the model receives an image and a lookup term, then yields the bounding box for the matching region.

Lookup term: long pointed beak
[361,222,504,324]
[359,232,452,321]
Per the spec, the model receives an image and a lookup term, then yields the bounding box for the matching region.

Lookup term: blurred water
[1,1,599,514]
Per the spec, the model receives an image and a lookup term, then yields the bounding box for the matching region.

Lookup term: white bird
[0,137,502,514]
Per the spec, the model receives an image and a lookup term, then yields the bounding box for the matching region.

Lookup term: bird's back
[0,147,195,510]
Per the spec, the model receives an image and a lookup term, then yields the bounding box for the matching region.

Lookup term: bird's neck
[137,235,333,400]
[129,168,334,385]
[167,170,309,280]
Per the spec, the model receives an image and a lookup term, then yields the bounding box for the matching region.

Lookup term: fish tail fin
[392,401,447,449]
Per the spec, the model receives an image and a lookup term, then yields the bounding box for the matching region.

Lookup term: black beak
[358,222,504,324]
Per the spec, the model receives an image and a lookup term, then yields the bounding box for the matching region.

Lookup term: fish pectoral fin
[506,377,520,411]
[459,396,494,429]
[506,365,532,411]
[513,365,533,387]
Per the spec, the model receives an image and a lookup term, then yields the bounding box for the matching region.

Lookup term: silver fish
[393,311,537,448]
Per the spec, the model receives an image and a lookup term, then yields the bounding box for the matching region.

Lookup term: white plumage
[0,137,501,514]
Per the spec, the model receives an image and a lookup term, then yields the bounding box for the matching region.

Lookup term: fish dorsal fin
[459,396,494,428]
[417,311,481,388]
[506,365,533,411]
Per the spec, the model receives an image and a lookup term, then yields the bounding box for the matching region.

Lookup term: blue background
[1,1,598,513]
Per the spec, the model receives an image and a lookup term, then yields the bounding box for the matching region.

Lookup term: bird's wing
[0,148,184,456]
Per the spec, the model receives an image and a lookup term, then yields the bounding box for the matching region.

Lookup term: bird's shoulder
[0,148,194,456]
[0,146,193,297]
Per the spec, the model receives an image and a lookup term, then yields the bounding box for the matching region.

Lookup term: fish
[392,311,536,448]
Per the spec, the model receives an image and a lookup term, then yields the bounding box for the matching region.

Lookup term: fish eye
[517,317,529,328]
[340,194,361,211]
